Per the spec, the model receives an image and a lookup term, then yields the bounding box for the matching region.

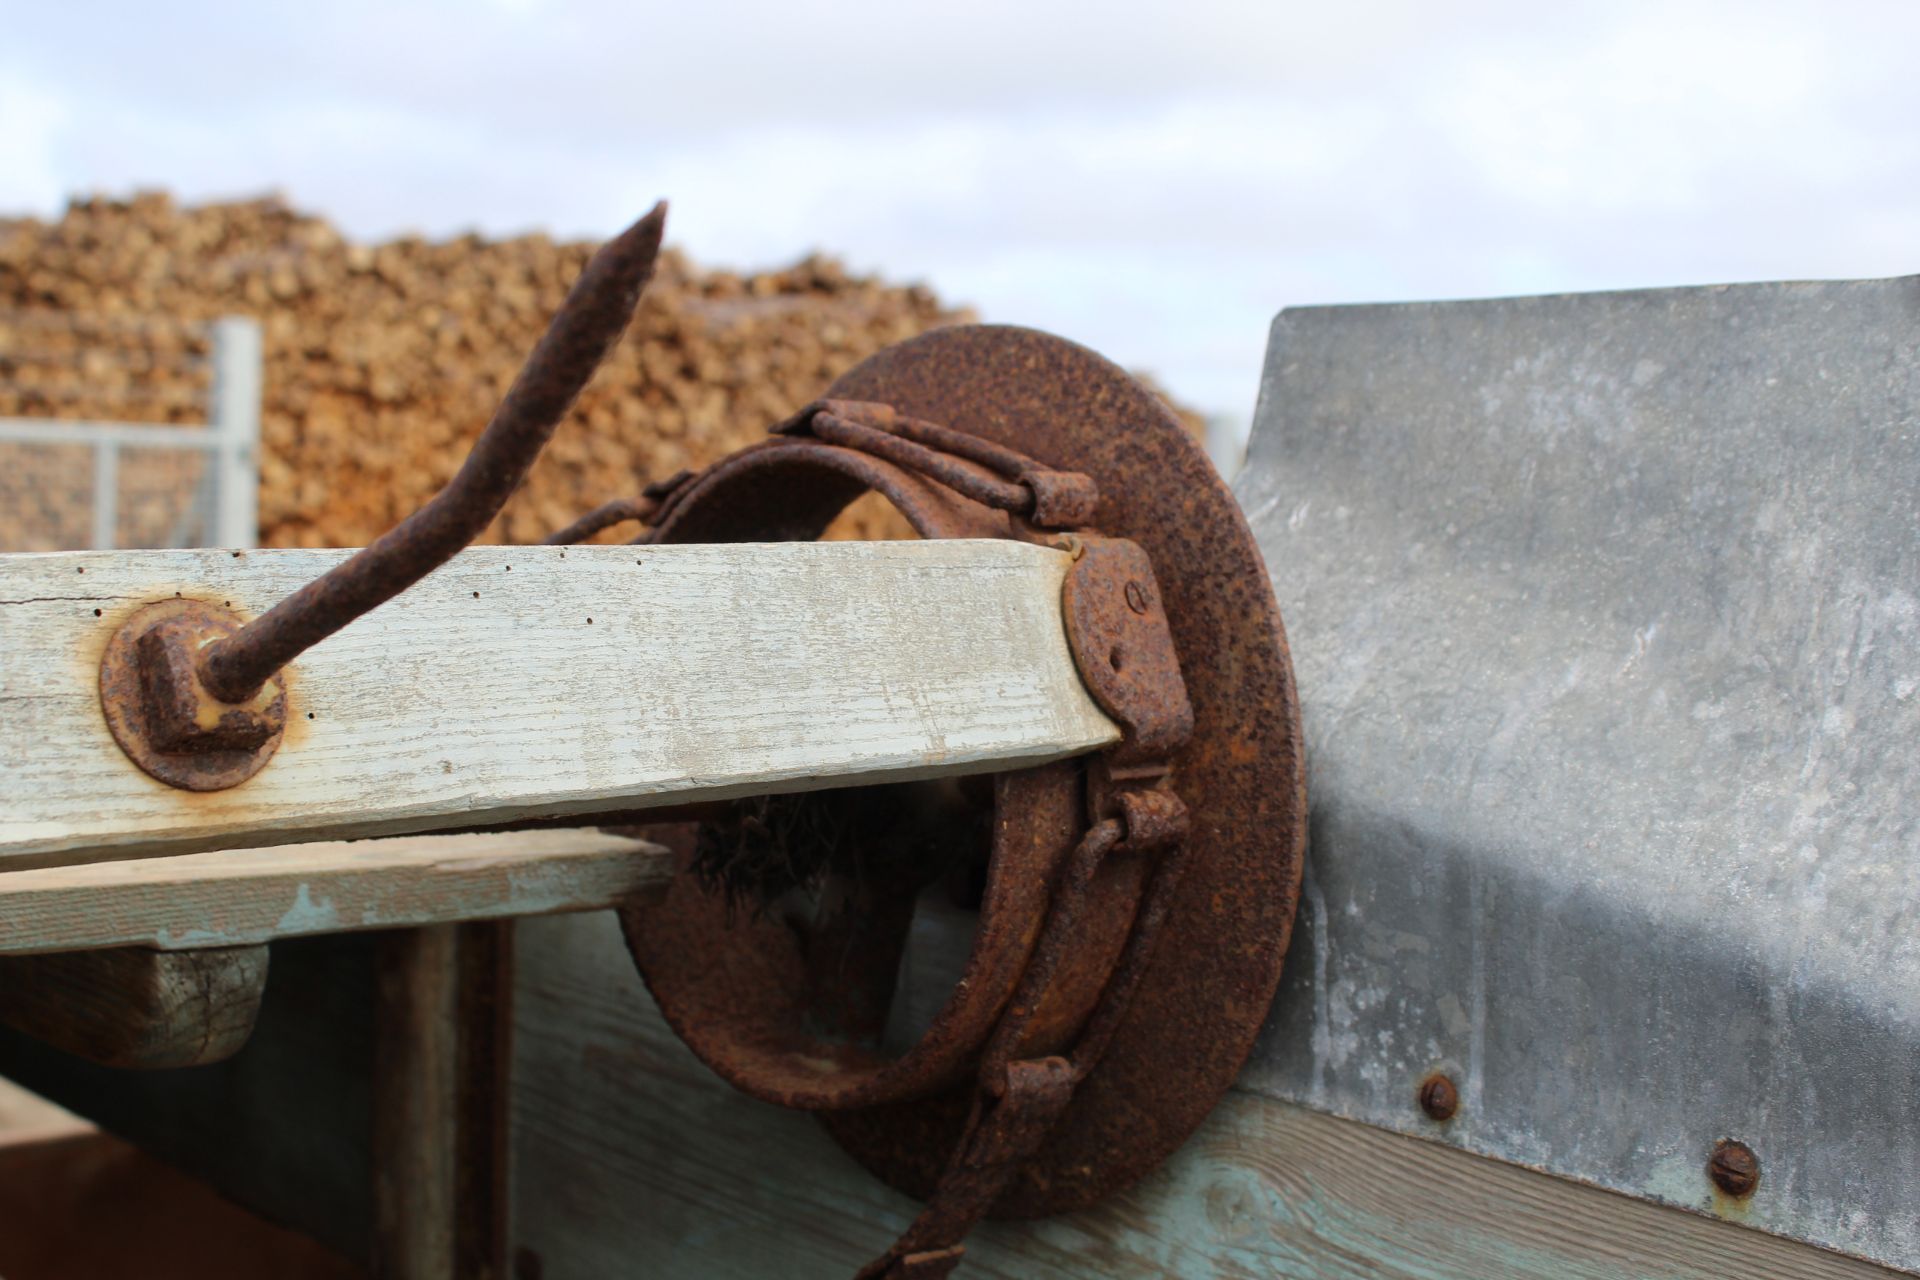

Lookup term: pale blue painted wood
[508,913,1893,1280]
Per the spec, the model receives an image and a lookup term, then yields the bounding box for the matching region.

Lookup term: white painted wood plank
[0,541,1117,870]
[0,831,672,956]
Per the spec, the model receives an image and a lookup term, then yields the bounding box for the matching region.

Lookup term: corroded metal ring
[622,324,1306,1216]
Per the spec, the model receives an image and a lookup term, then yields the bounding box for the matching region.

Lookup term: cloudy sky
[1,0,1915,423]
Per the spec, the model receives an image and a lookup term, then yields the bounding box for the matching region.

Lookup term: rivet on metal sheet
[1708,1138,1761,1198]
[1419,1072,1460,1122]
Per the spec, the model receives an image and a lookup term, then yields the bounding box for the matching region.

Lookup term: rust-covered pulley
[618,325,1306,1278]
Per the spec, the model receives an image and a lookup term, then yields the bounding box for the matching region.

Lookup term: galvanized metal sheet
[1237,277,1920,1272]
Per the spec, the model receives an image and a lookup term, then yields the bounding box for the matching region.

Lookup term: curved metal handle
[196,202,669,704]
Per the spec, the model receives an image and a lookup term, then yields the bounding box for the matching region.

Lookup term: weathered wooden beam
[0,830,674,957]
[0,944,266,1069]
[0,540,1117,871]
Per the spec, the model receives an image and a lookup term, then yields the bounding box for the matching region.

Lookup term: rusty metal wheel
[622,324,1306,1216]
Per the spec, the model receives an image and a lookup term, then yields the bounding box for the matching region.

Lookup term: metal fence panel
[0,312,259,551]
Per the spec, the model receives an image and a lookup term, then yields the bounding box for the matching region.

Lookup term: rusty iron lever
[97,202,667,792]
[196,201,668,704]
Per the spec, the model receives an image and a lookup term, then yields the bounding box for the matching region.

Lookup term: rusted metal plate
[1058,536,1193,766]
[1239,277,1920,1272]
[625,325,1307,1219]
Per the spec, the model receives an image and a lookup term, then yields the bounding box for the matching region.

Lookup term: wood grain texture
[0,541,1118,869]
[0,830,673,956]
[452,921,514,1280]
[371,926,458,1280]
[0,944,265,1068]
[509,912,1905,1280]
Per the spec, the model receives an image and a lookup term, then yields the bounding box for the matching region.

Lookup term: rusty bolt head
[1708,1139,1760,1198]
[1418,1073,1459,1122]
[137,617,281,753]
[100,598,289,792]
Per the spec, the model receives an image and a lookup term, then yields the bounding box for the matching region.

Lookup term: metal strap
[859,796,1192,1280]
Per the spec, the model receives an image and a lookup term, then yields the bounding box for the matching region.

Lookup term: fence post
[209,316,262,549]
[91,442,119,550]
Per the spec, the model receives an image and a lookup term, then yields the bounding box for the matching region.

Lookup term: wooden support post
[207,316,262,550]
[453,921,513,1280]
[372,925,460,1280]
[369,921,510,1279]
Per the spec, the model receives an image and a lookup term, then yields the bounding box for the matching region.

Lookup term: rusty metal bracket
[776,398,1101,529]
[1056,535,1193,766]
[56,191,1294,1277]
